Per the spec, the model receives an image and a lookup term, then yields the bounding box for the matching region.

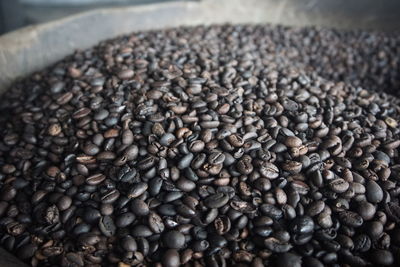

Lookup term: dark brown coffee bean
[329,178,349,193]
[259,162,279,179]
[284,136,302,148]
[118,69,134,80]
[227,134,244,147]
[208,152,226,165]
[86,173,106,185]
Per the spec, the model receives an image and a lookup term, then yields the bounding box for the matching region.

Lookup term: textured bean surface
[0,24,399,266]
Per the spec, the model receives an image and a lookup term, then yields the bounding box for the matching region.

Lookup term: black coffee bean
[366,180,383,203]
[369,249,394,266]
[83,208,101,224]
[131,225,153,237]
[99,216,116,237]
[338,211,363,227]
[289,216,314,234]
[357,201,376,220]
[127,183,148,198]
[203,193,229,209]
[260,204,283,220]
[121,235,137,252]
[162,230,185,249]
[17,243,37,259]
[130,199,149,216]
[116,212,136,228]
[162,249,181,267]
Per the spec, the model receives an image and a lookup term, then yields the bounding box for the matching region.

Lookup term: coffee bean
[101,189,120,204]
[127,183,148,198]
[131,199,149,216]
[284,136,302,148]
[329,178,349,193]
[163,249,181,267]
[121,235,137,252]
[370,249,394,266]
[86,173,106,185]
[204,193,229,209]
[118,69,134,80]
[237,155,253,175]
[83,208,101,224]
[162,230,185,249]
[227,134,244,147]
[366,180,383,203]
[289,216,314,234]
[338,211,363,227]
[208,152,226,165]
[131,225,153,237]
[99,215,116,237]
[57,195,72,211]
[148,212,165,234]
[17,243,37,259]
[259,162,279,179]
[357,201,376,220]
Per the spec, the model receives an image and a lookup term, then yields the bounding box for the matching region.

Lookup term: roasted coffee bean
[86,173,106,185]
[357,201,376,220]
[98,215,116,237]
[369,249,394,266]
[127,183,148,198]
[162,230,185,249]
[148,212,165,234]
[203,193,229,209]
[259,162,279,179]
[329,178,349,193]
[57,195,72,211]
[130,199,149,216]
[338,211,363,227]
[163,249,181,267]
[116,212,136,228]
[17,243,37,260]
[289,216,314,234]
[366,180,383,203]
[284,136,302,148]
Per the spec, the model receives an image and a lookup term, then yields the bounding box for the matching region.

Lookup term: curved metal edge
[0,0,400,93]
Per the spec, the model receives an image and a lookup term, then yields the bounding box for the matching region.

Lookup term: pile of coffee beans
[0,24,400,267]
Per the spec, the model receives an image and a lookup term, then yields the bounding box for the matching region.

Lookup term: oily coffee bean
[1,24,400,267]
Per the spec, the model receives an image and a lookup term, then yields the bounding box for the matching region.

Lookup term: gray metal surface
[0,0,399,94]
[0,0,399,265]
